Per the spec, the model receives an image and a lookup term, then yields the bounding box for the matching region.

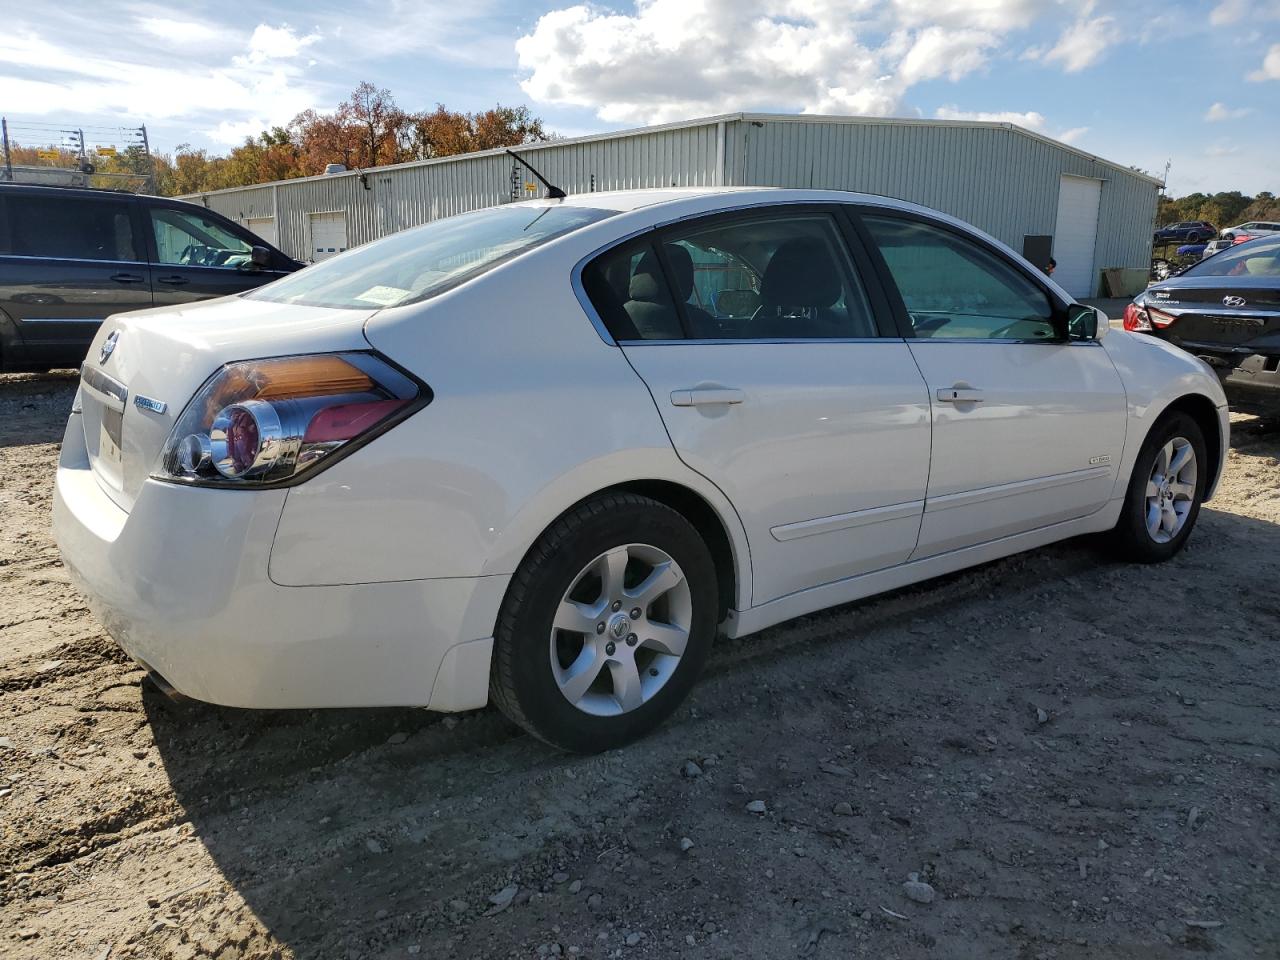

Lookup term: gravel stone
[902,880,936,904]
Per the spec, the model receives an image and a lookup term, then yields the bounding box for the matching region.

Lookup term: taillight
[1147,306,1176,328]
[152,353,427,487]
[1122,302,1152,331]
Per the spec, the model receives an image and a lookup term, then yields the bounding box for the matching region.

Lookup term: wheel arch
[492,474,750,634]
[1149,392,1225,500]
[603,479,739,624]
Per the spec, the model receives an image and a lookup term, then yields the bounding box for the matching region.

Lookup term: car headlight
[152,352,428,487]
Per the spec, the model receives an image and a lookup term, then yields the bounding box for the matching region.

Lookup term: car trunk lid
[1146,279,1280,349]
[78,296,376,512]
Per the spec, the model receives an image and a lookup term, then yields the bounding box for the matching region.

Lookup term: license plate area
[79,365,128,490]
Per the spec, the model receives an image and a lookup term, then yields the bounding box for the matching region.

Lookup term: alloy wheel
[549,543,692,717]
[1145,436,1198,543]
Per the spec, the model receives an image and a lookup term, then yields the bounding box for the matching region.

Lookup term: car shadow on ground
[141,492,1280,958]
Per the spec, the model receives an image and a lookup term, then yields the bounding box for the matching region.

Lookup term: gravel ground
[2,371,1278,960]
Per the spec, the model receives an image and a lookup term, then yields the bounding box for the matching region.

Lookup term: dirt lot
[2,371,1278,960]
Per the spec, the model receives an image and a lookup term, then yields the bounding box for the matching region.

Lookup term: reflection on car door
[0,191,152,368]
[858,211,1128,558]
[145,204,288,306]
[582,206,932,605]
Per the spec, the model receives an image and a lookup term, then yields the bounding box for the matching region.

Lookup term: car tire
[489,493,719,753]
[1187,232,1201,243]
[1109,411,1207,563]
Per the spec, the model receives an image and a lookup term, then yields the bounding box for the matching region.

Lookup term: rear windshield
[1181,236,1280,278]
[247,204,615,309]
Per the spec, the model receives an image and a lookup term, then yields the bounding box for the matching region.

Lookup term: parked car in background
[0,183,302,371]
[1125,234,1280,389]
[1220,221,1280,242]
[1154,220,1217,244]
[1201,238,1234,259]
[54,187,1228,753]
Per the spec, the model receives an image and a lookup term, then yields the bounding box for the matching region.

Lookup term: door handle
[109,273,145,284]
[937,386,985,403]
[670,387,745,407]
[156,275,190,286]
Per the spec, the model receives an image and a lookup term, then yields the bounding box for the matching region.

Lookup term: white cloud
[240,24,320,65]
[933,106,1087,145]
[516,0,1048,125]
[1205,101,1254,120]
[137,17,225,45]
[1042,14,1117,72]
[934,106,1047,129]
[1206,144,1241,157]
[0,22,323,139]
[1248,43,1280,80]
[899,27,999,84]
[1210,0,1280,25]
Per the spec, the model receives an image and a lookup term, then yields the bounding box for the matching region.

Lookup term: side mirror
[249,246,271,269]
[1066,303,1103,340]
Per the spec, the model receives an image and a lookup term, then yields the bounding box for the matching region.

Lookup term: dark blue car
[1153,220,1217,244]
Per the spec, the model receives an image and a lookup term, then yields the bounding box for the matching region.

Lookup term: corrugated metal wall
[191,115,1157,295]
[726,119,1158,292]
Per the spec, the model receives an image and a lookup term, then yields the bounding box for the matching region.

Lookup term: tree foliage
[5,83,551,196]
[1158,190,1280,228]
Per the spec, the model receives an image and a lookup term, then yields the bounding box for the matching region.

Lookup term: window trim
[848,205,1072,345]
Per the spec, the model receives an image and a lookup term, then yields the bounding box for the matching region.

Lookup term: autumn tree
[3,84,552,194]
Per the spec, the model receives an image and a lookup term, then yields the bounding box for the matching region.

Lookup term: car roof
[509,186,950,219]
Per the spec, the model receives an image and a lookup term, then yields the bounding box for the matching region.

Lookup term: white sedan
[54,188,1229,752]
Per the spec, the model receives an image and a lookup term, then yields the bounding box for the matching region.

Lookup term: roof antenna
[505,148,566,200]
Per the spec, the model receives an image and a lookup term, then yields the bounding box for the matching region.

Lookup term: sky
[0,0,1277,197]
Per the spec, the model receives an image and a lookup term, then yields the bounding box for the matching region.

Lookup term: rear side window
[583,212,877,341]
[1,194,140,262]
[863,215,1056,341]
[581,239,683,340]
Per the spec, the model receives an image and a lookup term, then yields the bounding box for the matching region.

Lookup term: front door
[581,206,932,605]
[0,191,152,368]
[145,204,288,306]
[857,211,1127,558]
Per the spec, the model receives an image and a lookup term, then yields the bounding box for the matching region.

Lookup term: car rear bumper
[51,413,505,711]
[1224,354,1280,391]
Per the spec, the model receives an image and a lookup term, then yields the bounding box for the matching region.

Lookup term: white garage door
[244,216,276,249]
[1053,175,1102,298]
[310,212,348,261]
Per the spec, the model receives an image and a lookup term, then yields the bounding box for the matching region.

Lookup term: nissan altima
[54,188,1229,752]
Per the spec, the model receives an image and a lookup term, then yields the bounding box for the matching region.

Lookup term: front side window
[250,204,616,309]
[863,215,1057,341]
[2,195,139,262]
[583,212,876,341]
[1180,236,1280,278]
[151,208,252,268]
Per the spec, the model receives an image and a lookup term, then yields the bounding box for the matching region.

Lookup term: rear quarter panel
[269,227,754,606]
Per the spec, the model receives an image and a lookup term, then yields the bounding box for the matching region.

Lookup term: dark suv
[1153,220,1217,244]
[0,184,302,370]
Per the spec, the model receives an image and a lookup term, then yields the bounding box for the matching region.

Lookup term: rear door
[855,209,1127,558]
[144,202,291,306]
[0,190,152,368]
[582,205,932,605]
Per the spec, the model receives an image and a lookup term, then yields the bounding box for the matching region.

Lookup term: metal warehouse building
[184,113,1161,298]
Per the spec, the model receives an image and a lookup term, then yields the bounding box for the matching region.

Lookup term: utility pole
[1,117,12,181]
[140,124,154,194]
